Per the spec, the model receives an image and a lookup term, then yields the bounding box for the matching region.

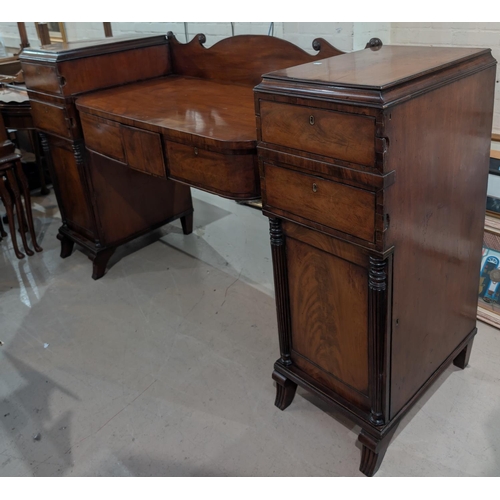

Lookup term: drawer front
[30,99,71,139]
[81,114,165,177]
[58,45,170,96]
[260,100,376,167]
[263,163,376,242]
[122,125,165,177]
[166,141,259,199]
[81,113,125,163]
[22,63,62,95]
[23,45,169,97]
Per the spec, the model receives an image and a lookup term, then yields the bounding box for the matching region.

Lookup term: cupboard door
[286,235,370,407]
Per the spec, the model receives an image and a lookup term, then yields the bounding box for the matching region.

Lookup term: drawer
[260,100,376,167]
[22,63,63,95]
[166,141,259,199]
[30,99,71,139]
[81,113,165,177]
[122,125,165,177]
[263,163,376,242]
[81,113,125,163]
[22,45,170,97]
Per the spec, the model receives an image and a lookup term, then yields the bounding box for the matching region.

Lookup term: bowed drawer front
[81,113,165,177]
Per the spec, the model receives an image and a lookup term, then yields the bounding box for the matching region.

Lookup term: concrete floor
[1,189,500,477]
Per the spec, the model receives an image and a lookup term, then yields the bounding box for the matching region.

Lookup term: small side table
[0,84,50,195]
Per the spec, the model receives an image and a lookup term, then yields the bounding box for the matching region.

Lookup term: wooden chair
[0,112,42,258]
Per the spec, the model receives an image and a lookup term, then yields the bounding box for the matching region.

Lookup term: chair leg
[5,169,33,256]
[0,214,7,238]
[0,176,24,259]
[14,159,42,252]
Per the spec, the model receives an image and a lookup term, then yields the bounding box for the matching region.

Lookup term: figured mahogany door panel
[122,125,165,177]
[30,99,72,139]
[80,113,126,163]
[263,163,376,242]
[260,100,376,167]
[287,236,370,395]
[166,141,259,200]
[49,141,94,235]
[21,63,62,95]
[87,152,192,246]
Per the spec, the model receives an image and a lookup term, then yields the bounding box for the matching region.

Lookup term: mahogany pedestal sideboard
[255,45,496,475]
[18,34,497,475]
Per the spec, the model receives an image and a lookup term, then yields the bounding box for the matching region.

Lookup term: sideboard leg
[180,213,193,235]
[58,233,75,259]
[358,425,398,477]
[272,370,297,411]
[91,248,115,280]
[453,337,474,369]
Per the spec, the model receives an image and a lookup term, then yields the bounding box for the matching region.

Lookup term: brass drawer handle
[309,115,315,125]
[312,183,318,193]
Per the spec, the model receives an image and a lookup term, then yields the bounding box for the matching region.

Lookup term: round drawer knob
[309,115,315,125]
[312,183,318,193]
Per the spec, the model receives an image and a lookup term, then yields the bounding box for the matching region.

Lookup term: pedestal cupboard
[255,45,496,475]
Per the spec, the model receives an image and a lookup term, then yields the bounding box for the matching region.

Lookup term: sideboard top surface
[19,34,167,63]
[263,45,493,89]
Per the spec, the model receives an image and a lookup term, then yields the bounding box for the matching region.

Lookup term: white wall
[0,22,498,132]
[391,22,500,134]
[0,22,389,53]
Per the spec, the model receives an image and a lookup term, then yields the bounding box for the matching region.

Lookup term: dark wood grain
[269,218,293,366]
[260,100,376,167]
[87,151,192,247]
[22,64,62,95]
[263,163,376,242]
[121,126,165,177]
[384,66,496,418]
[21,37,170,97]
[287,235,370,394]
[168,33,344,86]
[266,45,490,89]
[166,140,258,199]
[48,138,95,234]
[37,23,51,46]
[76,76,257,150]
[17,22,30,49]
[20,35,193,279]
[30,99,71,139]
[258,45,496,476]
[81,113,126,163]
[103,23,113,38]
